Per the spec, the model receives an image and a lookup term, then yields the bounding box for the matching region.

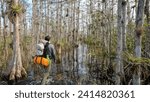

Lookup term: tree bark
[122,0,127,51]
[115,0,123,85]
[133,0,145,85]
[144,0,150,57]
[9,0,27,81]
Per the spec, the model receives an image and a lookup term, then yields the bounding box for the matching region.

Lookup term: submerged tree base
[9,67,27,82]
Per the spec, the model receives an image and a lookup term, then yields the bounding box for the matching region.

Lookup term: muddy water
[56,43,88,84]
[25,43,89,85]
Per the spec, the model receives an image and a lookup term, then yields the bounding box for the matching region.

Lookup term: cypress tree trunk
[9,0,27,82]
[115,0,123,85]
[122,0,127,51]
[133,0,145,85]
[144,0,150,58]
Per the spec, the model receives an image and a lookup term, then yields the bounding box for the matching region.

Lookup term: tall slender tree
[8,0,27,82]
[1,0,8,69]
[144,0,150,57]
[133,0,145,85]
[122,0,127,51]
[115,0,123,85]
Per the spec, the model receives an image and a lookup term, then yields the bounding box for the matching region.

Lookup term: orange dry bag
[33,56,50,67]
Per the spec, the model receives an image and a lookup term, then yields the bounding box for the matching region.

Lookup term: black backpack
[43,42,50,58]
[43,42,55,60]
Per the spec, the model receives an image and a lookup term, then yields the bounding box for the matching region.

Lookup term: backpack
[36,43,44,56]
[34,42,51,67]
[43,42,52,59]
[43,42,55,62]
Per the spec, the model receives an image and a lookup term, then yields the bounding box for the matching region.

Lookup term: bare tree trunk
[76,0,80,81]
[9,0,27,81]
[1,0,8,69]
[32,0,36,35]
[72,0,76,78]
[34,0,40,44]
[133,0,145,85]
[9,21,13,35]
[39,0,43,37]
[46,0,51,34]
[144,0,150,57]
[122,0,127,51]
[126,0,131,34]
[0,1,1,37]
[115,0,123,85]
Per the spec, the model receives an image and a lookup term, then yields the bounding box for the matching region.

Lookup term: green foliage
[124,52,150,65]
[11,4,23,14]
[0,36,13,70]
[126,34,134,53]
[127,21,135,34]
[8,2,26,23]
[83,35,100,46]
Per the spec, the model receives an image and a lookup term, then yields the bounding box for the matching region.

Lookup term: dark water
[0,43,106,85]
